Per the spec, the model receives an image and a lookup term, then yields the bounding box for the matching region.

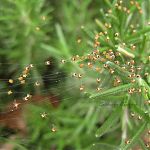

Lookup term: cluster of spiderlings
[0,59,72,132]
[7,64,33,96]
[6,64,34,110]
[65,47,149,96]
[114,0,143,14]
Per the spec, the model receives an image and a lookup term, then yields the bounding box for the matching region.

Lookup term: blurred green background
[0,0,103,149]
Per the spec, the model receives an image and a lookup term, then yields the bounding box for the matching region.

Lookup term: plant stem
[121,107,128,143]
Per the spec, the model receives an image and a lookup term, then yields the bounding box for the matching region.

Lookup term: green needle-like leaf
[90,83,134,99]
[95,106,122,138]
[131,103,150,121]
[106,61,131,80]
[120,122,147,150]
[125,27,150,41]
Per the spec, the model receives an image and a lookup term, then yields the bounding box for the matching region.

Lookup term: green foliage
[0,0,53,64]
[95,106,122,138]
[0,0,150,150]
[120,122,148,150]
